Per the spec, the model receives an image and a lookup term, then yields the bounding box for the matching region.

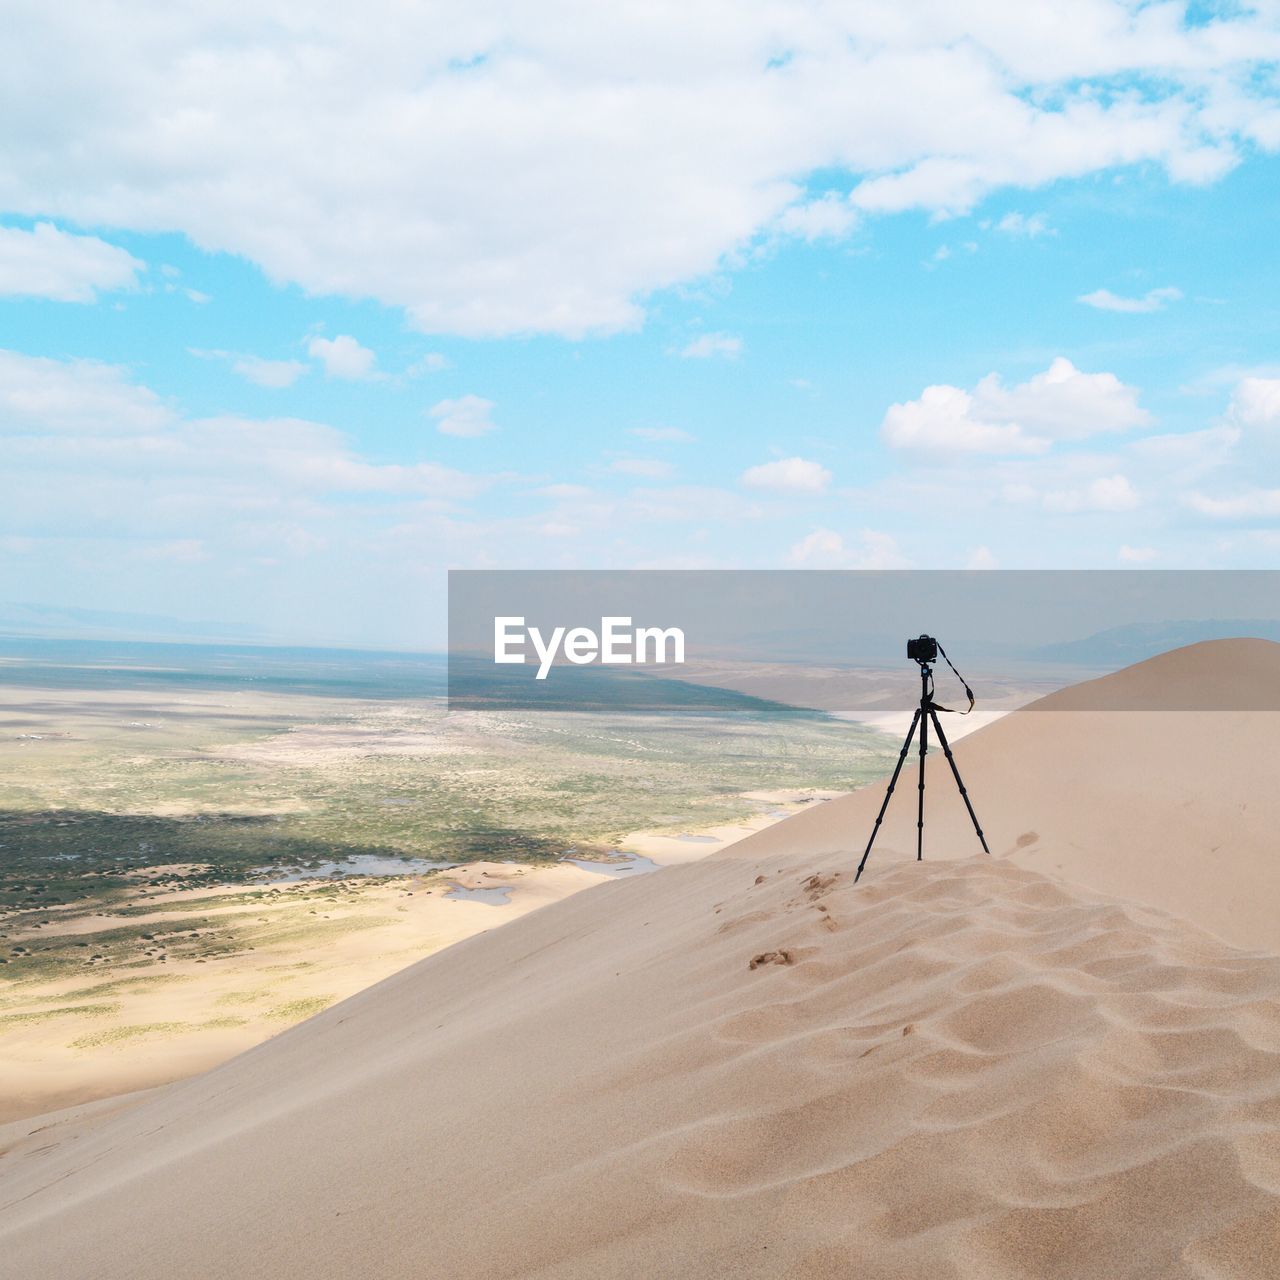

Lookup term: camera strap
[932,641,975,715]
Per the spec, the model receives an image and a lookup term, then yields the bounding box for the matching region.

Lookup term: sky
[1,2,1280,648]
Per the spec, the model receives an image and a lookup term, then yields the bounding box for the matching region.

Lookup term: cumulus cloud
[307,335,377,380]
[428,394,496,438]
[191,348,306,389]
[1186,488,1280,520]
[882,357,1149,456]
[1042,474,1140,513]
[1078,286,1182,313]
[789,528,910,569]
[1157,376,1280,523]
[741,456,832,494]
[1119,545,1157,563]
[680,333,742,360]
[0,222,142,302]
[0,348,172,433]
[882,384,1042,456]
[232,356,307,389]
[1225,377,1280,428]
[993,211,1050,237]
[408,352,451,376]
[0,350,491,567]
[4,6,1275,335]
[774,194,859,242]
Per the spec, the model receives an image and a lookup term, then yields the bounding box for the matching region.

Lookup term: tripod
[854,658,989,882]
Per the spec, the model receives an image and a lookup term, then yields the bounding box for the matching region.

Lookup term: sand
[2,639,1280,1278]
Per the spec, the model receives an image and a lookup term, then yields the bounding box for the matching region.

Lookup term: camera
[906,634,937,664]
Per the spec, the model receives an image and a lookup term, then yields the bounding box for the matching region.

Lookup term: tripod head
[906,634,938,665]
[906,634,974,715]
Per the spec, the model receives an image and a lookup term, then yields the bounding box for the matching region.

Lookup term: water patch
[562,852,660,878]
[673,834,720,844]
[443,883,514,905]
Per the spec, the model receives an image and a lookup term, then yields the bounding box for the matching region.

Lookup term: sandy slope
[3,639,1280,1278]
[2,858,1279,1279]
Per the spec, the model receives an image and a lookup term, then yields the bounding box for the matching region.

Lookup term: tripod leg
[928,709,991,855]
[854,709,921,883]
[916,702,928,861]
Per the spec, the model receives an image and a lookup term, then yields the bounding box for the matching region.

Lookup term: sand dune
[3,639,1280,1278]
[3,858,1279,1278]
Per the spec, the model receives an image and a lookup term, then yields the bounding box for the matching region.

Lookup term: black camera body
[907,634,938,664]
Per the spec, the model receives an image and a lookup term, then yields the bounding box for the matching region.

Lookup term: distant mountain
[1030,618,1280,666]
[0,601,264,644]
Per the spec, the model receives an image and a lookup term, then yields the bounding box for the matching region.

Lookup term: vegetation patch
[264,996,333,1021]
[0,1001,120,1027]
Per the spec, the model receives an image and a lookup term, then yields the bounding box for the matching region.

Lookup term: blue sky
[1,4,1279,647]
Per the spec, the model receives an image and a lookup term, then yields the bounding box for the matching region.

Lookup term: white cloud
[1187,489,1280,520]
[629,426,694,443]
[0,350,488,496]
[609,458,674,478]
[1042,473,1139,513]
[428,394,496,438]
[994,211,1050,237]
[774,194,858,242]
[408,352,451,375]
[1118,544,1157,563]
[191,348,306,389]
[233,356,306,389]
[680,333,742,360]
[882,357,1149,456]
[1,9,1277,335]
[1130,423,1240,470]
[882,384,1043,456]
[0,352,498,611]
[307,335,377,380]
[184,288,211,304]
[966,545,998,569]
[1139,375,1280,526]
[789,528,910,569]
[741,456,831,495]
[1225,377,1280,428]
[1078,286,1182,313]
[0,348,172,433]
[0,222,142,302]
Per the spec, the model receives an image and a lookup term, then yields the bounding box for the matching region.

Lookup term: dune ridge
[3,638,1280,1277]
